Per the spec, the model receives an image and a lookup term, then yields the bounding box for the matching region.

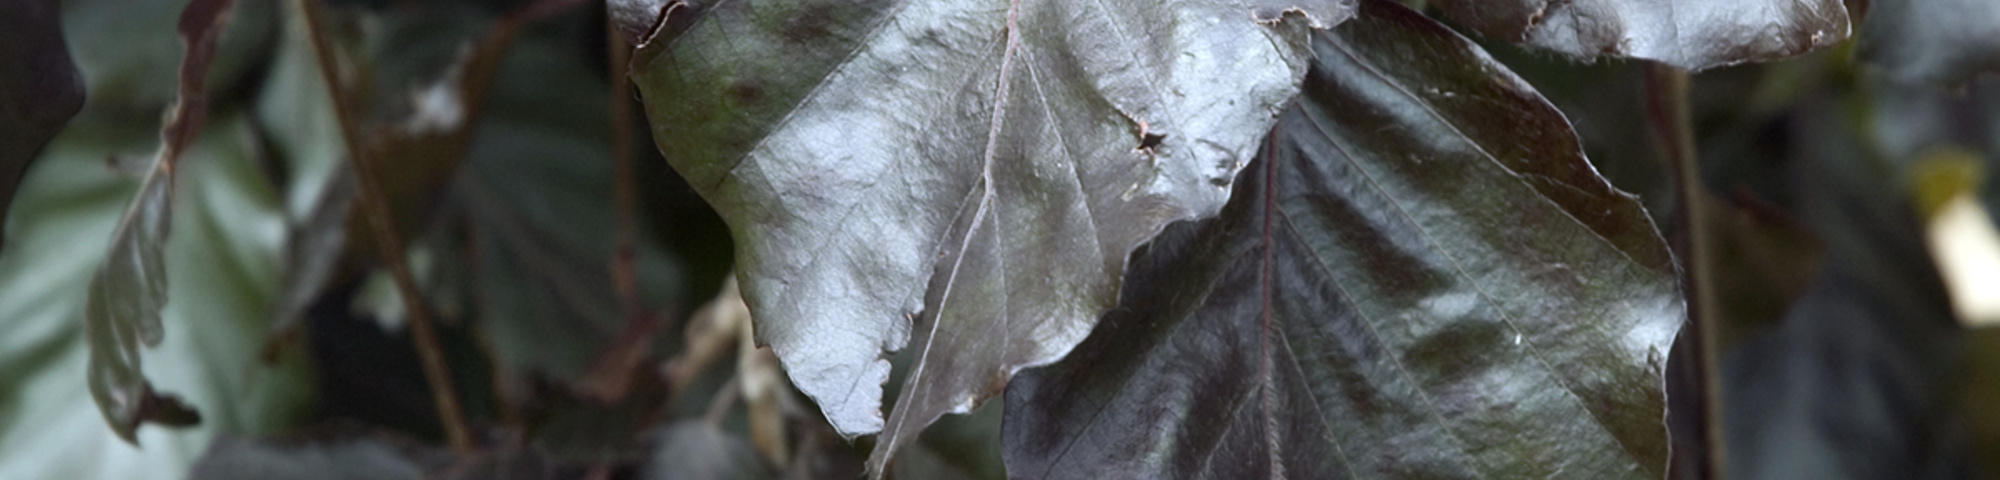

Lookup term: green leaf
[1003,1,1680,477]
[0,1,308,475]
[256,2,704,390]
[1427,0,1849,71]
[443,10,698,383]
[1858,0,2000,86]
[0,111,315,479]
[627,0,1358,458]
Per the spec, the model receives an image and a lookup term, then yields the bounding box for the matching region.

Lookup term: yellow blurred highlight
[1909,148,2000,327]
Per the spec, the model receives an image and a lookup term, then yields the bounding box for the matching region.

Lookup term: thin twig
[607,0,647,356]
[294,0,473,452]
[1645,63,1726,480]
[570,9,670,404]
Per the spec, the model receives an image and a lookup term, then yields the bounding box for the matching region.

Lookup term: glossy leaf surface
[1428,0,1848,71]
[628,0,1357,448]
[1004,1,1681,477]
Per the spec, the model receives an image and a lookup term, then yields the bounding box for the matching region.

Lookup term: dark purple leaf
[1429,0,1850,71]
[625,0,1359,470]
[1004,1,1681,477]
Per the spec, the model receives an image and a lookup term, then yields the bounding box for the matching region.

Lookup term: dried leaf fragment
[85,0,238,443]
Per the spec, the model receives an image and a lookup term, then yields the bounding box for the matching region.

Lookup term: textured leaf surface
[1428,0,1849,71]
[1857,0,2000,85]
[1003,1,1681,478]
[628,0,1356,448]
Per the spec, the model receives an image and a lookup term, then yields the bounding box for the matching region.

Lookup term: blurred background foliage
[1,0,1997,478]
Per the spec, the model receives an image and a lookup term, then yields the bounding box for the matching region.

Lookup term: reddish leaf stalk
[608,4,643,329]
[161,0,235,176]
[1645,63,1726,480]
[570,5,664,403]
[294,0,473,452]
[1259,125,1284,476]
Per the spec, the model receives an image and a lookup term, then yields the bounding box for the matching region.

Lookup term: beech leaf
[627,0,1357,460]
[1428,0,1849,71]
[1004,1,1682,477]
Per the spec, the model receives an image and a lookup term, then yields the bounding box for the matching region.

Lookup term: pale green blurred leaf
[0,0,311,475]
[0,111,314,479]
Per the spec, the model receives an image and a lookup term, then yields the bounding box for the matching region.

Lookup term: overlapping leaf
[1003,1,1681,477]
[1428,0,1849,71]
[627,0,1356,455]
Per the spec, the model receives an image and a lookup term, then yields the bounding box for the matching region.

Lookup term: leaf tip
[1250,0,1359,29]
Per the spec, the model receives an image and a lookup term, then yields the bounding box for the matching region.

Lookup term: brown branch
[294,0,472,452]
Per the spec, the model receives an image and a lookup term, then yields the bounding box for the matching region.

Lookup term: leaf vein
[1310,33,1645,471]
